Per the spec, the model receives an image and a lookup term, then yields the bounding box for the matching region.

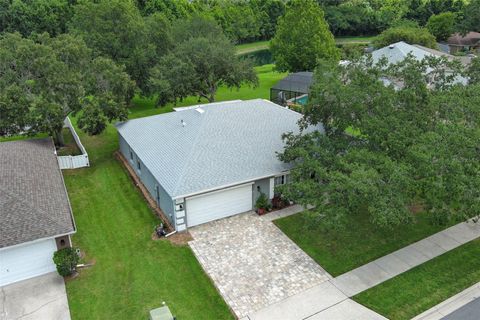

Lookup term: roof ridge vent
[195,107,205,114]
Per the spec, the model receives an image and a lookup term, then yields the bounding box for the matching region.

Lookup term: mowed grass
[235,40,269,55]
[274,211,454,277]
[335,35,376,44]
[131,64,286,119]
[64,64,285,319]
[353,238,480,320]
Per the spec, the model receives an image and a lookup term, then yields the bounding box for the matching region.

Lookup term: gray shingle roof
[271,72,313,94]
[117,99,319,198]
[0,138,75,248]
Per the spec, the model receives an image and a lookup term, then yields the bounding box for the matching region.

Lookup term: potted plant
[255,192,271,215]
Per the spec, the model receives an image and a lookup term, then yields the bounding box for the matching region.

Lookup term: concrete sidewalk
[412,282,480,320]
[331,220,480,297]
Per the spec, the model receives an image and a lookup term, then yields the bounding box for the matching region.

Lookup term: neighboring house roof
[0,138,75,249]
[372,41,434,65]
[117,99,320,199]
[371,41,469,86]
[447,32,480,46]
[271,72,313,94]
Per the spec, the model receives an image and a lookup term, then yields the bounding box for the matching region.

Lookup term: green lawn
[235,40,269,55]
[63,64,285,319]
[235,36,376,56]
[335,36,376,44]
[353,238,480,320]
[131,64,286,119]
[274,211,454,277]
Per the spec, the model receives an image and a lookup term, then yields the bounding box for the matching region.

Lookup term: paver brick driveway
[189,211,331,318]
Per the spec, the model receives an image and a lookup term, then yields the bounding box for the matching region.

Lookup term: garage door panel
[0,239,57,286]
[187,184,252,227]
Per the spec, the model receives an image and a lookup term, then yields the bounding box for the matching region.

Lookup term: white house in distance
[116,99,321,231]
[0,138,76,286]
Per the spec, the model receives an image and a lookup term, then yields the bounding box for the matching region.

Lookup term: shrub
[373,26,437,49]
[255,192,271,210]
[53,247,79,277]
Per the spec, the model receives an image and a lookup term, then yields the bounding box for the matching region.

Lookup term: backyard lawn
[354,238,480,320]
[63,64,285,319]
[274,210,455,277]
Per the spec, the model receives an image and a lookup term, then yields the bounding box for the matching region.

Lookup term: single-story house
[116,99,318,231]
[446,32,480,54]
[0,138,76,286]
[270,72,313,106]
[371,41,470,86]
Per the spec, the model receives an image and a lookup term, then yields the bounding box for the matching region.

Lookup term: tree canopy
[148,16,258,105]
[426,12,456,41]
[373,24,437,48]
[0,33,134,144]
[277,57,480,229]
[270,0,339,72]
[69,0,172,94]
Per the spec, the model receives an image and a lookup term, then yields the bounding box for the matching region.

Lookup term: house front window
[274,174,288,186]
[137,159,141,172]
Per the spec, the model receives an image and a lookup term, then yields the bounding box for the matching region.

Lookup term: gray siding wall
[253,177,272,207]
[118,135,175,225]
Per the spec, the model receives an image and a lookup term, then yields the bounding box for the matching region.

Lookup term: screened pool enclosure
[270,72,313,106]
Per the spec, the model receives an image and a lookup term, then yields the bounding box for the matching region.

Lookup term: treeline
[320,0,468,36]
[0,0,286,44]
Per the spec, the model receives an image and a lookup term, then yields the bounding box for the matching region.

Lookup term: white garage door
[186,183,253,227]
[0,239,57,286]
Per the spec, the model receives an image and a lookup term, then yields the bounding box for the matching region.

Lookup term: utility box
[149,306,174,320]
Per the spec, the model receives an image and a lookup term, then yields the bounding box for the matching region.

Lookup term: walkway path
[412,282,480,320]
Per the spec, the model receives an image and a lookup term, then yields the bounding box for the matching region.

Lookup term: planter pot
[257,208,266,215]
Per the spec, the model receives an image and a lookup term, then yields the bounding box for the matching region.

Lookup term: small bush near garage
[53,247,79,277]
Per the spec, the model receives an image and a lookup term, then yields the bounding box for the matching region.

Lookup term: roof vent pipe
[389,44,395,49]
[181,120,186,127]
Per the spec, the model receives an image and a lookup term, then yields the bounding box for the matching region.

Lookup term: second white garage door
[186,183,253,227]
[0,239,57,287]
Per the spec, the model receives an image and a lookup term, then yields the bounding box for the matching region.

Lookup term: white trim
[173,171,290,200]
[0,232,74,252]
[186,182,254,200]
[269,177,275,199]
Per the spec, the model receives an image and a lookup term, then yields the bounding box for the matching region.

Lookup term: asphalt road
[442,297,480,320]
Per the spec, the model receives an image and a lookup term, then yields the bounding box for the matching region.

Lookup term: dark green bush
[53,247,79,277]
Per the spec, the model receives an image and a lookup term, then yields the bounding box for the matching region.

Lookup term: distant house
[116,99,321,231]
[446,32,480,54]
[370,41,470,87]
[270,72,313,106]
[0,138,76,287]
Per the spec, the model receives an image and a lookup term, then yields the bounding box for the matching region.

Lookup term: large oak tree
[0,33,134,145]
[278,56,480,229]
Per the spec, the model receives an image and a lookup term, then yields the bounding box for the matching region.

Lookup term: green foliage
[69,0,172,93]
[255,192,270,210]
[53,247,79,277]
[467,57,480,85]
[149,16,258,105]
[0,0,73,36]
[458,0,480,33]
[0,33,134,143]
[373,25,437,48]
[339,43,367,60]
[426,12,456,41]
[279,56,480,228]
[271,0,339,72]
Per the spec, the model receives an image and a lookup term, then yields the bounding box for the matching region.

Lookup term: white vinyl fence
[57,117,90,169]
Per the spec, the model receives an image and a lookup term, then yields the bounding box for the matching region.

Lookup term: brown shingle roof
[447,32,480,46]
[0,138,75,248]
